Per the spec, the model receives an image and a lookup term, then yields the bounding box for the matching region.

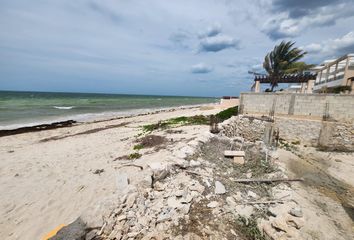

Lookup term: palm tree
[263,41,307,91]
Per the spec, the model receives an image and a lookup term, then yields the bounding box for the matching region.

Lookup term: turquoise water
[0,91,217,128]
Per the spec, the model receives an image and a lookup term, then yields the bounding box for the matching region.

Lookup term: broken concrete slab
[116,173,129,192]
[215,181,226,194]
[224,150,245,157]
[233,156,245,164]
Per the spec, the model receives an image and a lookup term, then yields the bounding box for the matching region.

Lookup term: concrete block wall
[318,122,354,151]
[240,93,354,121]
[275,118,322,146]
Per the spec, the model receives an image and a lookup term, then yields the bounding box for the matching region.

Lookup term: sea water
[0,91,217,129]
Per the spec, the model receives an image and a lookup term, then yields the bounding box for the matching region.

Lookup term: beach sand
[0,106,220,240]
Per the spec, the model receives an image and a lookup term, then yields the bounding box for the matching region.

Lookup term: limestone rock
[167,197,183,209]
[189,182,205,193]
[148,162,170,181]
[116,173,129,192]
[156,213,171,224]
[271,218,289,233]
[247,190,258,199]
[226,197,236,207]
[80,196,119,228]
[126,193,137,208]
[190,160,201,167]
[215,181,226,194]
[174,190,185,197]
[207,201,219,208]
[235,205,254,218]
[289,206,303,218]
[154,181,165,191]
[233,192,243,202]
[117,215,127,221]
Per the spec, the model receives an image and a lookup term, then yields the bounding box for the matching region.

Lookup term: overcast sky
[1,0,354,97]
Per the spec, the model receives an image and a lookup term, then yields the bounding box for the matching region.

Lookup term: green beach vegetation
[142,106,238,133]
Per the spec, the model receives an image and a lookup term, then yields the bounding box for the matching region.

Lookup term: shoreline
[0,103,217,132]
[0,105,221,240]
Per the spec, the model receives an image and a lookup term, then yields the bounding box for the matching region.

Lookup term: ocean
[0,91,217,129]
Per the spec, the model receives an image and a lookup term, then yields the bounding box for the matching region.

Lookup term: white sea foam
[53,106,75,110]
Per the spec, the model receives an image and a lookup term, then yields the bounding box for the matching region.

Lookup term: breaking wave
[53,106,75,110]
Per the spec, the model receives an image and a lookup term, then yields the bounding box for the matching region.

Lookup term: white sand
[0,106,220,240]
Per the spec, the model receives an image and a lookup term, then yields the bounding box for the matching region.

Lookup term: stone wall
[318,122,354,151]
[275,118,322,146]
[219,98,239,108]
[219,115,354,151]
[239,93,354,121]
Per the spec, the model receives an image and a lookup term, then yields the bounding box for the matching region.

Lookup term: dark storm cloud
[272,0,343,18]
[263,0,354,40]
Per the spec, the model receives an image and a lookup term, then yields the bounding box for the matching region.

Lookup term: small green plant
[133,144,144,150]
[214,106,238,122]
[291,140,301,145]
[128,152,142,159]
[142,115,209,132]
[330,86,351,94]
[237,216,265,240]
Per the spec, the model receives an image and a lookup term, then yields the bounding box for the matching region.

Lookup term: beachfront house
[312,53,354,94]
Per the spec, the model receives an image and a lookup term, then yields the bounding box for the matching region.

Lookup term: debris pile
[219,116,268,141]
[52,117,307,240]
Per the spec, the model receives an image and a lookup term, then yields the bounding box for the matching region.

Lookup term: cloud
[303,43,322,54]
[0,0,352,97]
[190,63,213,74]
[199,35,240,52]
[302,31,354,57]
[87,1,122,24]
[263,0,354,39]
[169,29,192,49]
[271,0,342,18]
[198,24,222,38]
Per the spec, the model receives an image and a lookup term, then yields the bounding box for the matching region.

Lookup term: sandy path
[0,106,219,240]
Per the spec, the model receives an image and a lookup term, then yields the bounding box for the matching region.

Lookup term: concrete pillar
[255,80,260,93]
[300,83,306,93]
[306,80,315,93]
[325,66,330,83]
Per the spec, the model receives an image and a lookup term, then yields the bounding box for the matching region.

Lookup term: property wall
[239,93,354,121]
[318,122,354,151]
[219,98,239,108]
[219,115,354,151]
[275,118,322,146]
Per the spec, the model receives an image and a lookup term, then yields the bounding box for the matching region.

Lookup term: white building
[313,53,354,93]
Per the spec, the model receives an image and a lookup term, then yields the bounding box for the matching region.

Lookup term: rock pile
[219,115,267,141]
[52,124,305,240]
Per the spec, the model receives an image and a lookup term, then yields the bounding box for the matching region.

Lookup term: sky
[0,0,354,97]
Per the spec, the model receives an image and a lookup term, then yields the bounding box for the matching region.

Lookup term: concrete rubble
[52,116,341,240]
